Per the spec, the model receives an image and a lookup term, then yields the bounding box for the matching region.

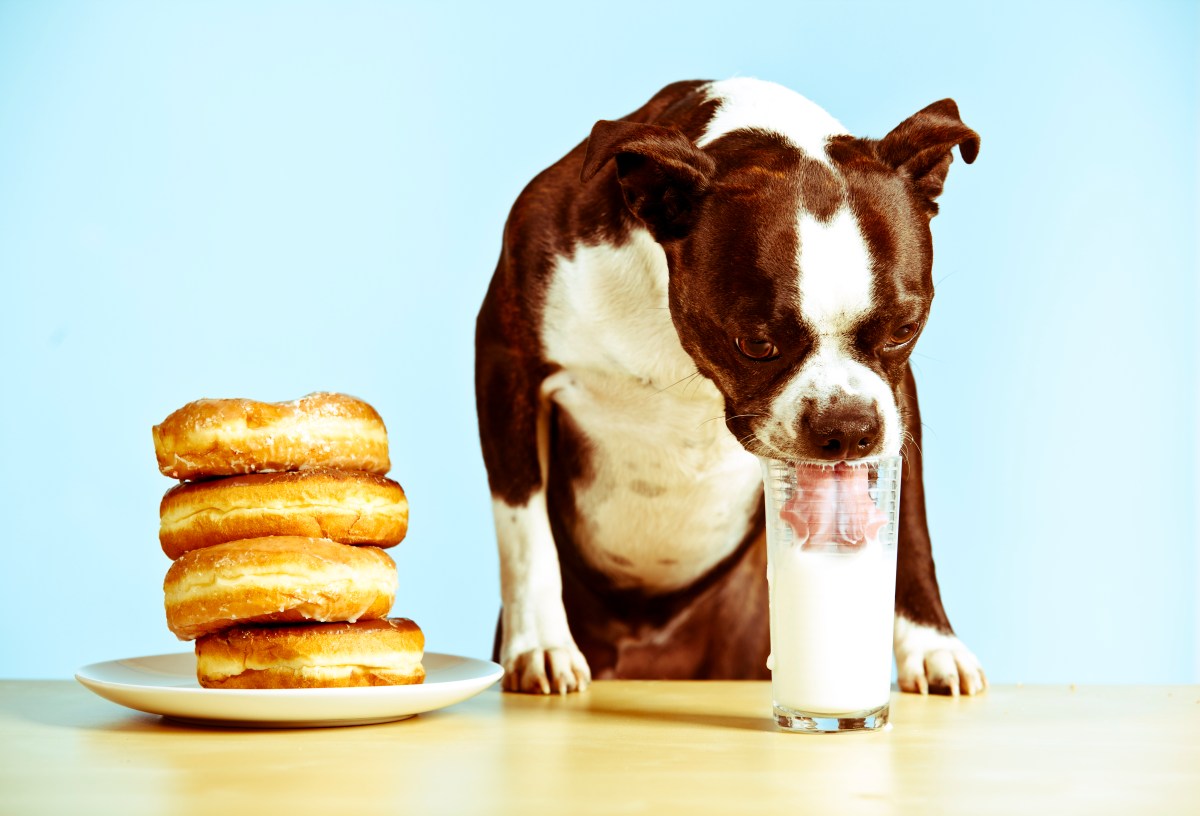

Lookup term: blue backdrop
[1,0,1196,682]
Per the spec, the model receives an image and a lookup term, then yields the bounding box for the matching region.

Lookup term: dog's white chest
[540,233,763,593]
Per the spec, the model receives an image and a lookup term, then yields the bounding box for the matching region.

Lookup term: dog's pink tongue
[779,463,888,551]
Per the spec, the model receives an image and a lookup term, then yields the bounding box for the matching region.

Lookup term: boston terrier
[475,78,986,696]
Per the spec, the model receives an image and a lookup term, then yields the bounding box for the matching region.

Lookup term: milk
[759,456,902,724]
[768,538,897,714]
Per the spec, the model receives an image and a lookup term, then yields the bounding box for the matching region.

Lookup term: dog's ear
[876,99,979,216]
[581,119,716,239]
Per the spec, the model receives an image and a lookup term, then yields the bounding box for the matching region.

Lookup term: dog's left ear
[876,99,980,216]
[581,119,715,239]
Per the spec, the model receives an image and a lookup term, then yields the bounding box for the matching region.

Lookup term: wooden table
[2,681,1197,814]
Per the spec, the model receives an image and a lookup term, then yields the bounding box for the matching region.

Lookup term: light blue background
[1,0,1195,682]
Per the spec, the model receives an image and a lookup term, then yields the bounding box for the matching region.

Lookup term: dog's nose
[802,401,881,461]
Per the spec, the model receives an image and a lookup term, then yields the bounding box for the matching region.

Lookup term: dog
[475,78,986,696]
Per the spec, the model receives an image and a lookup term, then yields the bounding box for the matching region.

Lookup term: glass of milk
[760,456,902,733]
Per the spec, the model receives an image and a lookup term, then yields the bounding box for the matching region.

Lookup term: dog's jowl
[475,78,986,696]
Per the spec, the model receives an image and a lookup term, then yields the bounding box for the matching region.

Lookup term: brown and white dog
[475,78,986,696]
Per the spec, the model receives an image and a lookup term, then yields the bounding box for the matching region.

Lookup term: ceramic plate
[76,651,503,728]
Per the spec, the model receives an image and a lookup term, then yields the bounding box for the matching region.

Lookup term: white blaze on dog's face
[760,207,908,461]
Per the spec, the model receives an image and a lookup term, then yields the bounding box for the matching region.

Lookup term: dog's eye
[735,337,780,361]
[885,323,920,348]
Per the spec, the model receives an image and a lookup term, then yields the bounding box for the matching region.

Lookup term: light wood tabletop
[1,680,1197,815]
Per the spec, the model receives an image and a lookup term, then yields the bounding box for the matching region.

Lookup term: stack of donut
[152,392,425,689]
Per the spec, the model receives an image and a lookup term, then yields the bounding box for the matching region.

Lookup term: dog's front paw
[502,644,592,695]
[894,616,987,696]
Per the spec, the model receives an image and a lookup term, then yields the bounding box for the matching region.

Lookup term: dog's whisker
[904,428,927,458]
[900,429,925,461]
[651,368,701,396]
[725,413,764,424]
[697,412,763,429]
[735,430,764,450]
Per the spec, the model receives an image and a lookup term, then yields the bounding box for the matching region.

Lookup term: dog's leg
[477,338,590,694]
[894,362,987,696]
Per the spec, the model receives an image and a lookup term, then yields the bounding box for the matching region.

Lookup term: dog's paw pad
[895,618,987,697]
[502,647,591,695]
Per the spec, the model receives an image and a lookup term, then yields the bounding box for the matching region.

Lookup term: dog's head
[581,96,979,462]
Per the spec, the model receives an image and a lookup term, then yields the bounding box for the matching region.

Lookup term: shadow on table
[578,701,777,733]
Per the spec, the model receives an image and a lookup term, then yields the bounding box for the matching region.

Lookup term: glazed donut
[152,392,390,481]
[195,618,425,689]
[164,536,397,640]
[159,469,409,560]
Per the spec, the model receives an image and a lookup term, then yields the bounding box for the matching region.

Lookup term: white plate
[76,651,503,728]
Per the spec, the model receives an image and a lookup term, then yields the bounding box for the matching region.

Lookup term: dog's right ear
[581,119,715,240]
